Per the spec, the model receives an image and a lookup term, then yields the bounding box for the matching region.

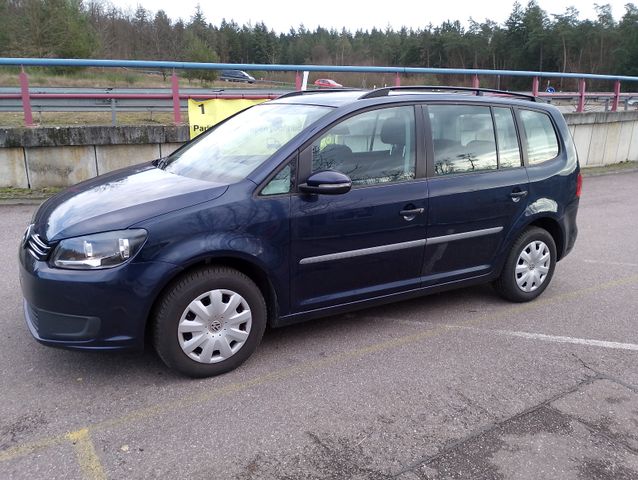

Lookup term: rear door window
[429,105,498,175]
[519,110,559,164]
[493,107,522,169]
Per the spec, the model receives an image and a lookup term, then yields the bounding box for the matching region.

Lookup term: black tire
[494,227,557,303]
[152,266,267,378]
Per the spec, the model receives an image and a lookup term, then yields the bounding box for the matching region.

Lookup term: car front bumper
[19,246,182,351]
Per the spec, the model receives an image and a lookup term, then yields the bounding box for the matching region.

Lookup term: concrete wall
[0,125,188,188]
[1,113,638,188]
[564,111,638,167]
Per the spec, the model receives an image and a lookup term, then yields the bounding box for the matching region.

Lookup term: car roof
[270,88,553,111]
[272,90,364,107]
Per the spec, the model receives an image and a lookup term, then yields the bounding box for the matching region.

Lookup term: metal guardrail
[0,88,284,125]
[1,57,638,126]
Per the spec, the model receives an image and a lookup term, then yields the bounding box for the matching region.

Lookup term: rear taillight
[576,173,583,198]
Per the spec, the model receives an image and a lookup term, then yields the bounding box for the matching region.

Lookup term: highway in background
[0,86,290,113]
[1,86,636,115]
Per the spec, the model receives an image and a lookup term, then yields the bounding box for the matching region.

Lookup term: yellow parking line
[0,436,63,463]
[97,324,447,431]
[374,273,638,328]
[1,273,637,470]
[66,429,106,480]
[505,272,638,312]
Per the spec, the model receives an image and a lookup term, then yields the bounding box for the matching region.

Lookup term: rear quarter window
[519,110,559,165]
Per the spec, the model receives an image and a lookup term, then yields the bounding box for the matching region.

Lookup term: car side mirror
[299,170,352,195]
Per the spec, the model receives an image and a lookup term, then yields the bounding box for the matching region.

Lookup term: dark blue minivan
[19,87,581,377]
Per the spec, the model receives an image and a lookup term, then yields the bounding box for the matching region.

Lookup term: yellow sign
[187,98,268,139]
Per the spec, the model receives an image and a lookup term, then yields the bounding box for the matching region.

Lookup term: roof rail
[277,88,363,99]
[359,86,537,101]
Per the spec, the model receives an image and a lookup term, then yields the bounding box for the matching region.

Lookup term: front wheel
[494,227,557,303]
[153,266,267,377]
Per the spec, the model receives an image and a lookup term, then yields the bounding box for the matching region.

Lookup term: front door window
[310,106,416,185]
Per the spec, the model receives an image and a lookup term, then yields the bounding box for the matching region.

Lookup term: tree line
[1,0,637,89]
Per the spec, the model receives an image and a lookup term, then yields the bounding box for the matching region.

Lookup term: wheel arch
[527,216,565,261]
[494,214,566,279]
[144,254,279,344]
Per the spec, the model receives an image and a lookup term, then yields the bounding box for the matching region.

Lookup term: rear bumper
[561,197,579,259]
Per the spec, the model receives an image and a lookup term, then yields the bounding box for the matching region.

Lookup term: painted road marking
[451,326,638,351]
[583,259,638,267]
[0,436,62,463]
[66,429,107,480]
[1,272,637,476]
[497,330,638,350]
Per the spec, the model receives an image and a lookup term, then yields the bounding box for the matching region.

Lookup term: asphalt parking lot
[1,171,637,480]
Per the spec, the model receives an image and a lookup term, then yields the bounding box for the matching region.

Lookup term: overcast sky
[106,0,632,32]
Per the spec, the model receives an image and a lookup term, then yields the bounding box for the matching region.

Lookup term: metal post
[110,98,117,126]
[295,71,302,90]
[532,77,539,97]
[171,70,181,124]
[472,74,479,88]
[394,73,401,86]
[19,66,34,127]
[577,79,586,113]
[611,80,621,112]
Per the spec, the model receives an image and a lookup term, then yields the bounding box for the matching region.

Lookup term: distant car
[314,78,342,88]
[219,70,255,83]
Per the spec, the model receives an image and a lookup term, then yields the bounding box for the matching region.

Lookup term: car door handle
[510,190,528,202]
[399,207,425,219]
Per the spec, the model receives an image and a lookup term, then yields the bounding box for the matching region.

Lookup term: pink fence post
[577,78,586,113]
[295,71,302,90]
[394,73,401,86]
[611,80,621,112]
[532,77,539,96]
[19,66,34,127]
[171,69,181,124]
[472,74,479,89]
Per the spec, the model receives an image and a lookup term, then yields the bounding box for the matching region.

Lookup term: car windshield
[162,103,332,183]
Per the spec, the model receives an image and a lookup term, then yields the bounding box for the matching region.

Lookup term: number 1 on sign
[198,104,205,114]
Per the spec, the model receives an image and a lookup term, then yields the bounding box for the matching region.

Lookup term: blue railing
[2,57,638,125]
[3,57,638,82]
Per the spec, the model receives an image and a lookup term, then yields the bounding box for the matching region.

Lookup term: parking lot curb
[581,166,638,177]
[0,198,47,205]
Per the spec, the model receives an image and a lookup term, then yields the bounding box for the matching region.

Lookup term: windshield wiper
[154,157,170,169]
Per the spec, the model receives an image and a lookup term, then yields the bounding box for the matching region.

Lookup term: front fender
[132,185,291,316]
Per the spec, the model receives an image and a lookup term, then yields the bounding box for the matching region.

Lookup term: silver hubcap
[177,289,252,364]
[515,240,551,292]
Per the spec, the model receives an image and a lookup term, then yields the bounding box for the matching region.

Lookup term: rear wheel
[153,266,267,377]
[494,227,557,302]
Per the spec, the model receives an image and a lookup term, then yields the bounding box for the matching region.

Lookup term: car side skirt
[273,270,496,328]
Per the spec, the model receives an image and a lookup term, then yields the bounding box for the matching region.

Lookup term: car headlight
[51,229,147,270]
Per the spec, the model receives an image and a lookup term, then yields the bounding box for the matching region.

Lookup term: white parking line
[450,326,638,351]
[583,259,638,267]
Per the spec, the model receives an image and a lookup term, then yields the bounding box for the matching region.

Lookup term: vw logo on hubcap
[210,319,222,332]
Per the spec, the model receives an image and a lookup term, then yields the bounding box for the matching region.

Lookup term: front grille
[25,228,52,261]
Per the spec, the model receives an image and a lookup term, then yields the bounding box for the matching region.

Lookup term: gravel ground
[0,171,637,480]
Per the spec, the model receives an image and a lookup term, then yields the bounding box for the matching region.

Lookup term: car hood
[34,163,229,241]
